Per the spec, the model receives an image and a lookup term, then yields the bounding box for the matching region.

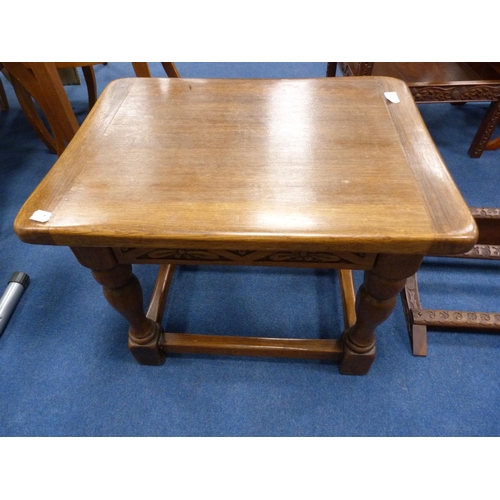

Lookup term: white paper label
[30,210,52,223]
[384,91,400,103]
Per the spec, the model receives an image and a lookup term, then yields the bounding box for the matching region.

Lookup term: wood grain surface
[14,77,477,255]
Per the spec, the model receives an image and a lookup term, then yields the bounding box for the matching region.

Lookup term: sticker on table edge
[29,210,53,223]
[384,91,400,103]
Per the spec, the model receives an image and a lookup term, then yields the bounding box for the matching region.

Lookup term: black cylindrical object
[0,272,30,337]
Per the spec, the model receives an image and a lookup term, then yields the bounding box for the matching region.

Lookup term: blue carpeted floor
[1,63,499,437]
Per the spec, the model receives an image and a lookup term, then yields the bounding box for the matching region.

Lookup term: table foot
[71,247,166,365]
[129,321,165,365]
[339,254,423,374]
[94,267,167,365]
[93,266,167,365]
[339,337,376,375]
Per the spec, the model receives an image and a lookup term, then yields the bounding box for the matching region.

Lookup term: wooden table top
[14,77,477,255]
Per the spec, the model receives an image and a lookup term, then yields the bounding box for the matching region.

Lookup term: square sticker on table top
[29,210,52,223]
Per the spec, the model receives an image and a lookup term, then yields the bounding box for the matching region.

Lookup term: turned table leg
[71,247,165,365]
[339,254,423,375]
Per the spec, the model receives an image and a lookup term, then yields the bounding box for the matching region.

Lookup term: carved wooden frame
[400,207,500,356]
[337,62,500,158]
[114,248,376,269]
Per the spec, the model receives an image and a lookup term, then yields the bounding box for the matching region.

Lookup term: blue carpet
[1,63,499,438]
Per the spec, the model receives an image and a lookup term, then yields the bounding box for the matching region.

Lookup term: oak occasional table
[14,77,478,375]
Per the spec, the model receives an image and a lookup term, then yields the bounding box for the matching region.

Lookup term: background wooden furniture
[13,77,477,376]
[55,62,103,109]
[485,100,500,151]
[401,207,500,356]
[0,62,180,155]
[132,62,179,78]
[328,62,500,158]
[0,77,8,110]
[1,62,80,155]
[486,135,500,150]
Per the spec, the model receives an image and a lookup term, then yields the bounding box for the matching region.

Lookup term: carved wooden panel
[470,207,500,218]
[114,247,376,269]
[458,245,500,260]
[401,273,422,310]
[401,263,500,337]
[339,62,351,77]
[410,85,500,102]
[401,204,500,348]
[413,309,500,330]
[340,62,374,77]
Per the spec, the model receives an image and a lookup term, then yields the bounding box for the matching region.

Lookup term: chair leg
[338,269,356,329]
[10,76,58,153]
[0,78,8,111]
[161,62,180,78]
[81,65,98,110]
[326,62,337,77]
[132,63,180,78]
[131,62,152,77]
[3,62,79,155]
[468,100,500,158]
[485,135,500,150]
[400,273,428,356]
